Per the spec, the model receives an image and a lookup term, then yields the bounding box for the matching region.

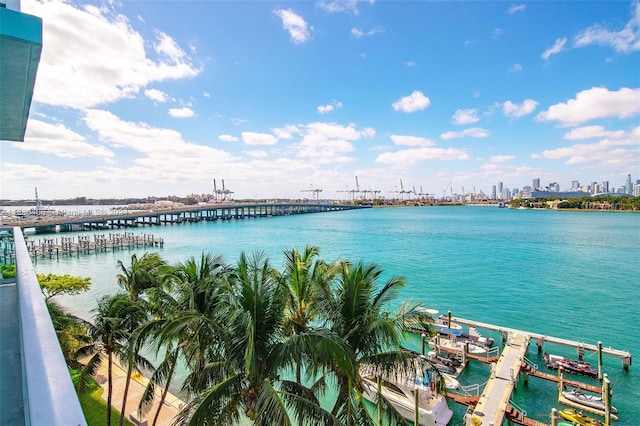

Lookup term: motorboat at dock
[559,408,603,425]
[545,353,598,378]
[561,388,617,415]
[360,365,453,426]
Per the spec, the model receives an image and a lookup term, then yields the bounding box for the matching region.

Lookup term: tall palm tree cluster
[75,247,432,426]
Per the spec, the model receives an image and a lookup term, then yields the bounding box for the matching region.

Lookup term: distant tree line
[509,195,640,211]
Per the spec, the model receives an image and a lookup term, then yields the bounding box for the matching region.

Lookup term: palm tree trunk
[107,353,113,426]
[152,356,176,426]
[119,360,135,426]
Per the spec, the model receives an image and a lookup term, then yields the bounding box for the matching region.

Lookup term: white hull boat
[361,367,453,426]
[562,389,617,414]
[429,336,488,355]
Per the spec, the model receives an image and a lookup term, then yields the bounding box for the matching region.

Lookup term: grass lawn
[71,369,134,426]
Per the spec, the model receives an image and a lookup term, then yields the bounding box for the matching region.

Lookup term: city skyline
[1,0,639,200]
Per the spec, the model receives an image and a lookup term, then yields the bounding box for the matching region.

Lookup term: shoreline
[89,355,185,426]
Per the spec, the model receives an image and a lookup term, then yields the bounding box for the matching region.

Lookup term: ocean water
[31,206,640,425]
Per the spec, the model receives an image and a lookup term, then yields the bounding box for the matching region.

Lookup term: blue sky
[2,0,639,200]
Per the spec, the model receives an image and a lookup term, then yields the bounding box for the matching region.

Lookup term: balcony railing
[13,227,87,425]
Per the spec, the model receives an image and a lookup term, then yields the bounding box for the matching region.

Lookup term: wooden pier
[451,316,632,370]
[25,232,163,262]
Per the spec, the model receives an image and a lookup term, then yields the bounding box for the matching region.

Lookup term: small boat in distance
[545,353,598,378]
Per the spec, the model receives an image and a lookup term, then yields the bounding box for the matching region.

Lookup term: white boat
[429,335,488,355]
[562,389,617,414]
[415,308,463,334]
[360,367,453,426]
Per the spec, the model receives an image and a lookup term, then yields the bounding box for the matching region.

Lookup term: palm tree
[136,252,229,426]
[315,260,420,425]
[175,251,339,426]
[279,246,337,385]
[117,252,169,301]
[76,294,148,426]
[115,252,170,426]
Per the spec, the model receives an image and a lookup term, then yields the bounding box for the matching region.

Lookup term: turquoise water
[33,206,640,425]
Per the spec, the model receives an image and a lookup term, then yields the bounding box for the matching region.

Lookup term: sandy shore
[91,356,186,426]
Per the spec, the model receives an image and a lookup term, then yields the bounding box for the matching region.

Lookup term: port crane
[213,179,233,202]
[301,185,322,201]
[442,181,452,201]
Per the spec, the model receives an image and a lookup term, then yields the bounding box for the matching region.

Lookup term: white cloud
[440,127,490,140]
[563,126,626,140]
[203,92,211,98]
[154,30,186,61]
[144,89,169,103]
[536,87,640,126]
[243,150,269,158]
[317,101,343,114]
[405,61,416,67]
[82,109,239,173]
[508,63,523,73]
[507,4,526,14]
[231,118,248,126]
[542,37,567,61]
[490,155,515,163]
[351,27,383,38]
[22,0,201,109]
[294,122,374,164]
[18,119,114,159]
[168,107,195,118]
[502,99,538,118]
[317,0,361,15]
[272,125,300,139]
[452,109,480,125]
[273,9,311,44]
[532,126,640,167]
[218,134,239,142]
[493,28,504,38]
[376,147,470,167]
[390,135,434,147]
[242,132,278,146]
[574,1,640,53]
[392,91,431,113]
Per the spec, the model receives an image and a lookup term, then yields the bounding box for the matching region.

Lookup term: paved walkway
[91,357,185,426]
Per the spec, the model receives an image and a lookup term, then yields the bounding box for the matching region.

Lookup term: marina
[418,313,628,426]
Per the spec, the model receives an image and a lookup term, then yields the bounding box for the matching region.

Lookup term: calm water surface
[32,206,640,425]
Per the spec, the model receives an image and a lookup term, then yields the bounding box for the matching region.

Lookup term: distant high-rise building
[627,174,633,195]
[498,182,503,200]
[601,181,609,193]
[492,185,496,200]
[591,182,598,194]
[571,180,580,190]
[533,178,540,190]
[549,182,560,192]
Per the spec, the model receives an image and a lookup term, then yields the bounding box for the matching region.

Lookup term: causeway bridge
[3,202,369,234]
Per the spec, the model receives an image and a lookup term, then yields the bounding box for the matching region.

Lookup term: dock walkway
[468,332,529,426]
[452,316,632,369]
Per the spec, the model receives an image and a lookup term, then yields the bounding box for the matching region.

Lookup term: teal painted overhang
[0,6,42,142]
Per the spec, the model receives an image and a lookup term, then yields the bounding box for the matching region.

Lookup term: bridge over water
[3,202,369,234]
